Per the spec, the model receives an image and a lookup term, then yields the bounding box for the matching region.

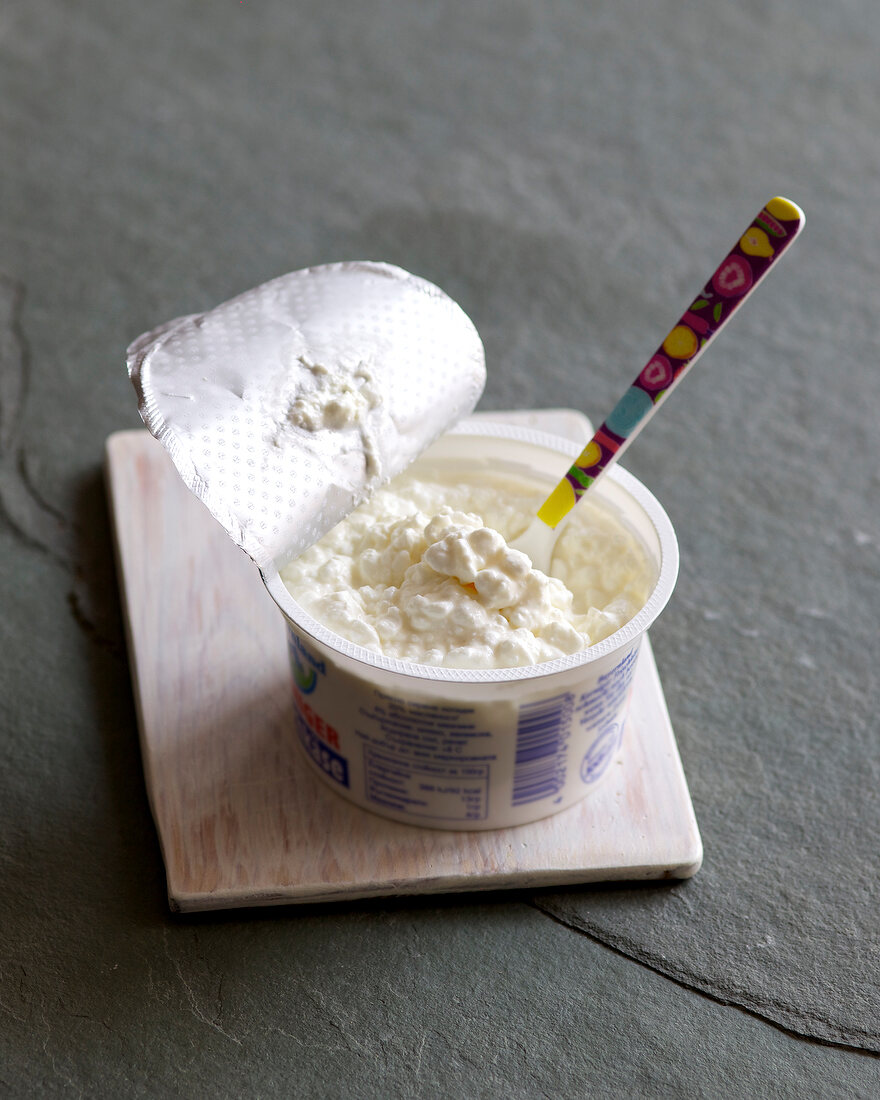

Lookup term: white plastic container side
[261,421,679,830]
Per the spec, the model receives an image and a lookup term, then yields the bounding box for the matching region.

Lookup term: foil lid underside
[127,261,486,569]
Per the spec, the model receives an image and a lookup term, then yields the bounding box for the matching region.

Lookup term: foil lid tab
[127,261,486,568]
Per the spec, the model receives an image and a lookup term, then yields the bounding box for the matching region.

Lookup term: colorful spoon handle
[536,196,805,529]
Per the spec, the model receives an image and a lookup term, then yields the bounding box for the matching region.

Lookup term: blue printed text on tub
[296,709,350,788]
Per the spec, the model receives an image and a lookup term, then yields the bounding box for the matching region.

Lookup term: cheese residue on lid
[271,355,384,480]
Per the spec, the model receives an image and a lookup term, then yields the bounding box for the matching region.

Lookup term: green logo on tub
[288,633,325,695]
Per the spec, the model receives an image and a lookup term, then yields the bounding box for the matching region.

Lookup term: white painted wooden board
[106,413,702,912]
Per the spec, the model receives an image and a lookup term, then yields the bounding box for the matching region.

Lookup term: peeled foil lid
[127,261,486,569]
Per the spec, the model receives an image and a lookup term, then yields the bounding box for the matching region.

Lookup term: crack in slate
[0,276,28,455]
[17,447,69,525]
[0,480,69,564]
[66,588,124,657]
[530,901,880,1058]
[0,274,122,652]
[0,275,71,555]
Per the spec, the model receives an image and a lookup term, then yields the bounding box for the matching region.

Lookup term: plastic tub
[261,421,678,830]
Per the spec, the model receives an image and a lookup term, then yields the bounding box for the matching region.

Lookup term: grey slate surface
[2,0,880,1095]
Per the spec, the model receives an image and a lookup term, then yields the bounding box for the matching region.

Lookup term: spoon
[511,196,805,572]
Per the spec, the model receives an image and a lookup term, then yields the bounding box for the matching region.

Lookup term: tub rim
[261,420,679,686]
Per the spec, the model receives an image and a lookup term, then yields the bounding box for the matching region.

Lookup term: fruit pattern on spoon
[535,196,805,529]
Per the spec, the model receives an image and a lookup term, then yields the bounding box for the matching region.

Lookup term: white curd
[280,466,655,669]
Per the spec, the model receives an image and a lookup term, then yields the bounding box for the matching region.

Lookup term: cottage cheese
[280,466,655,669]
[268,353,385,482]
